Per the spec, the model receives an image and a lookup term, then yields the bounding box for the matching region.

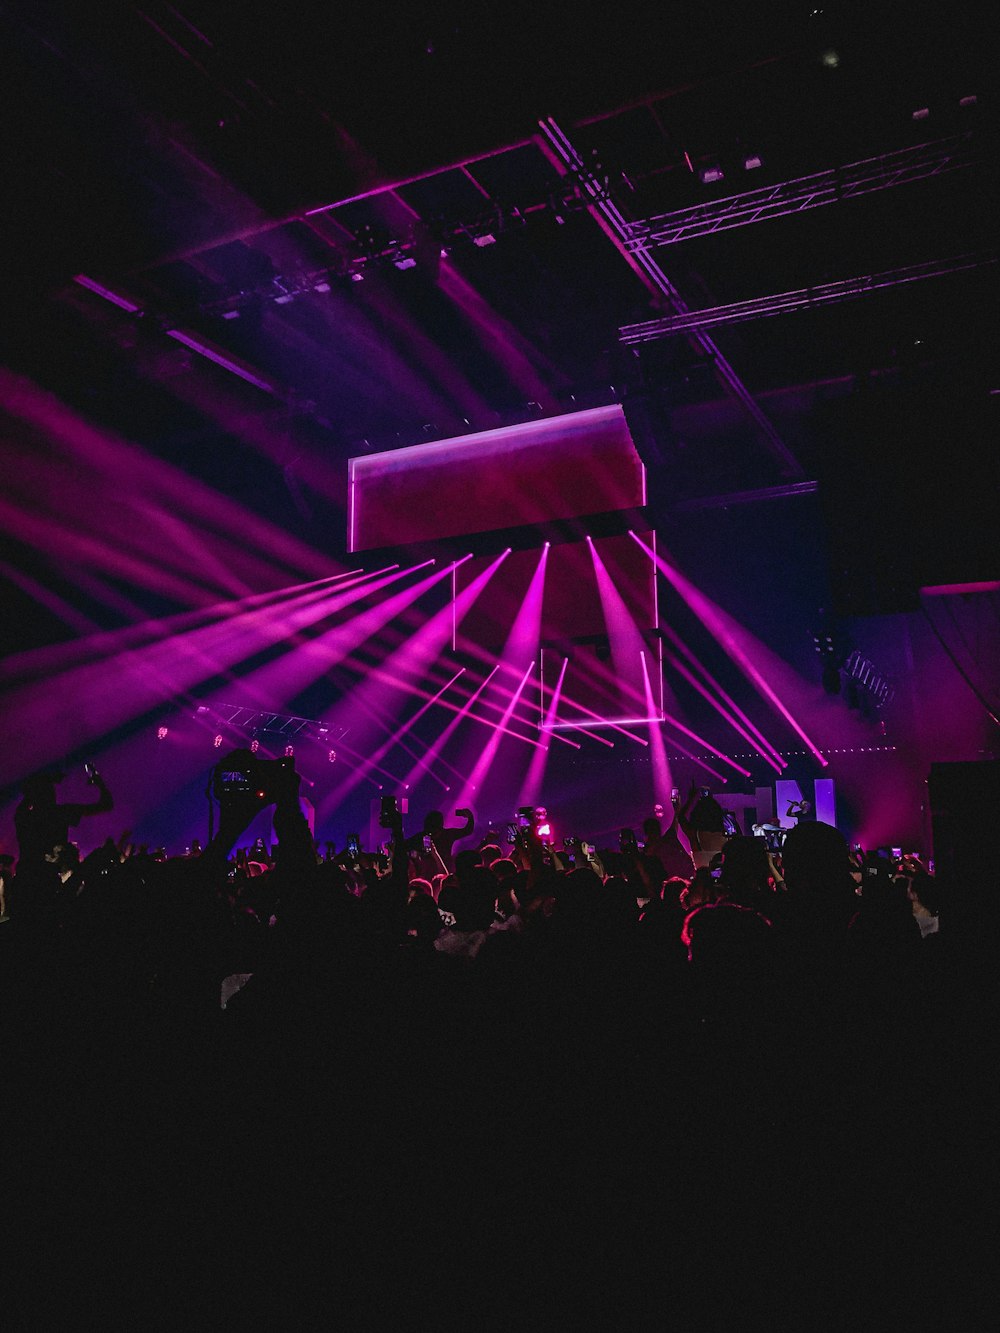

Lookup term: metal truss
[843,651,895,709]
[619,251,997,343]
[196,704,348,740]
[538,116,804,479]
[623,134,981,251]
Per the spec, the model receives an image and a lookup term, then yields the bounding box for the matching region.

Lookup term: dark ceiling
[3,1,997,633]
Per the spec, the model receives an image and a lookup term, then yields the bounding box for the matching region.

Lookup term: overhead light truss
[619,251,997,343]
[537,116,804,479]
[196,703,349,741]
[623,133,981,251]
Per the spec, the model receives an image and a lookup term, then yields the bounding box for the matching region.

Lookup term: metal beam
[672,481,819,511]
[537,116,804,479]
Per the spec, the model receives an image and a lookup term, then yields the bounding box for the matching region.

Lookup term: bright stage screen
[348,404,646,552]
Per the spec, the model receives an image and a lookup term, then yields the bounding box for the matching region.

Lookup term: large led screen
[348,404,646,551]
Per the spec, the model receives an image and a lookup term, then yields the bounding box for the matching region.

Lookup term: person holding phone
[642,808,696,881]
[12,763,115,924]
[406,805,475,876]
[14,764,114,874]
[677,781,728,870]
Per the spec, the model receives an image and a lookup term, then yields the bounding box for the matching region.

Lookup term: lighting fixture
[72,274,143,313]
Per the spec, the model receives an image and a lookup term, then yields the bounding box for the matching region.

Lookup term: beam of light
[660,737,730,785]
[401,665,502,788]
[335,174,558,412]
[541,690,650,745]
[920,581,1000,596]
[352,693,461,783]
[449,546,552,785]
[0,563,427,788]
[1,369,334,601]
[369,665,550,750]
[0,558,101,638]
[323,668,467,809]
[456,661,539,809]
[316,550,507,762]
[0,565,380,691]
[347,688,465,789]
[639,650,674,803]
[519,655,569,806]
[629,531,829,768]
[659,711,750,778]
[662,645,785,774]
[196,560,448,727]
[659,621,786,770]
[585,533,662,722]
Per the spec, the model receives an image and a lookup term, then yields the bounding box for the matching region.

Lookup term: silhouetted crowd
[1,757,995,1326]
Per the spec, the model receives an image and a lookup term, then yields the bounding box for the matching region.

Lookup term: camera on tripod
[212,748,293,805]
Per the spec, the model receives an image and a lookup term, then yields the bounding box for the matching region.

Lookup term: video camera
[213,748,294,805]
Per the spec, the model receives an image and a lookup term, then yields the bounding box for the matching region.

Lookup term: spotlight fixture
[473,232,497,247]
[393,255,417,270]
[328,749,337,764]
[221,309,241,320]
[743,152,763,170]
[284,745,294,757]
[313,279,332,293]
[274,293,295,305]
[214,734,223,748]
[250,739,260,753]
[699,164,725,184]
[350,271,365,283]
[157,726,169,740]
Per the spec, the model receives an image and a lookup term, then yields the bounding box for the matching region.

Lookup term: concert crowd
[1,752,993,1326]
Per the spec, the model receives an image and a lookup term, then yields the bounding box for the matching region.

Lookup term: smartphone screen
[422,834,433,852]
